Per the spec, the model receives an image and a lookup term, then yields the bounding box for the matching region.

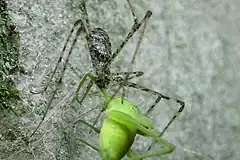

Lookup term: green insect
[75,88,175,160]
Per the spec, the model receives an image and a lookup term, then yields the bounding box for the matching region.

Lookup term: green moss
[0,0,24,114]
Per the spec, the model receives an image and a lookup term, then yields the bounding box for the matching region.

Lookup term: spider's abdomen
[99,118,136,160]
[88,28,112,70]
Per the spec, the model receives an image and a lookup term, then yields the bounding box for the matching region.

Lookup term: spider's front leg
[30,19,86,94]
[106,1,153,103]
[30,19,88,137]
[103,7,152,70]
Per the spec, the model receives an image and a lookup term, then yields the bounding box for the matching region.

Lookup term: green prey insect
[75,88,175,160]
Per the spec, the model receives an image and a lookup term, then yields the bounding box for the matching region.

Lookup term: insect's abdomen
[99,118,136,160]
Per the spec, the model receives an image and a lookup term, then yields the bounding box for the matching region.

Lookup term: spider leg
[30,19,84,94]
[30,20,87,137]
[127,0,138,24]
[107,11,152,105]
[30,0,92,94]
[111,71,144,82]
[108,2,151,105]
[125,81,184,128]
[79,0,91,34]
[123,81,184,151]
[103,10,152,70]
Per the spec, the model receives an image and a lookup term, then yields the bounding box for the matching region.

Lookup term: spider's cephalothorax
[88,28,112,88]
[94,73,111,89]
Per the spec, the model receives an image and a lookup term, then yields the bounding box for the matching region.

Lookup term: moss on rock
[0,0,23,114]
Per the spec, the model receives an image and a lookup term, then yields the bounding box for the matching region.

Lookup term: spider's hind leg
[123,81,184,151]
[125,82,185,133]
[30,19,88,137]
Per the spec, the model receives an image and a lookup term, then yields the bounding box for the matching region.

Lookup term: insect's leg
[137,126,175,159]
[126,149,139,159]
[74,119,100,151]
[71,74,98,135]
[71,73,95,105]
[74,119,100,133]
[77,138,99,152]
[107,111,175,159]
[30,19,84,94]
[30,21,86,137]
[77,80,93,105]
[86,87,112,135]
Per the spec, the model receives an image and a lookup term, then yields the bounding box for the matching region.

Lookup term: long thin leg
[102,11,152,70]
[30,19,84,94]
[127,0,138,24]
[111,71,144,83]
[71,73,95,104]
[30,22,86,137]
[30,0,92,94]
[125,82,184,124]
[70,73,99,135]
[126,150,139,160]
[137,125,175,159]
[79,0,90,35]
[74,119,100,151]
[77,80,93,104]
[74,119,100,133]
[70,73,107,135]
[120,12,150,102]
[111,71,143,78]
[124,81,184,151]
[107,10,152,106]
[77,138,99,152]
